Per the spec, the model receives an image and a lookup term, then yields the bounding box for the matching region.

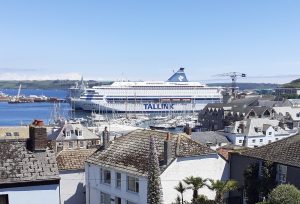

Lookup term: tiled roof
[56,148,97,171]
[217,144,249,160]
[87,129,215,176]
[241,134,300,168]
[48,122,99,141]
[0,141,59,185]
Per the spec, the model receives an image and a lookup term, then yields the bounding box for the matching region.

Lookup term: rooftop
[191,131,229,146]
[0,141,59,186]
[87,129,215,176]
[241,134,300,168]
[56,148,97,171]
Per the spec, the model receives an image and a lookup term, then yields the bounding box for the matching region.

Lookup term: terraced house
[85,129,229,204]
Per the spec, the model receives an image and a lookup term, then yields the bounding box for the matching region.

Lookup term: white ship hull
[71,99,214,113]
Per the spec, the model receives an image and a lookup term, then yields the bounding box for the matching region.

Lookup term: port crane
[214,72,246,95]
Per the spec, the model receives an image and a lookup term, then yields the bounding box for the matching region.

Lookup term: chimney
[164,132,172,165]
[183,124,192,135]
[28,120,48,152]
[102,127,110,150]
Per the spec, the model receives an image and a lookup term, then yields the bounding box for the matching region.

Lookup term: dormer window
[13,132,19,136]
[5,132,12,137]
[78,130,82,136]
[66,131,71,137]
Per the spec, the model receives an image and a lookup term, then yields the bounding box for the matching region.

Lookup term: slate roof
[48,122,99,141]
[241,134,300,168]
[0,141,59,185]
[87,129,215,176]
[191,131,229,146]
[56,148,97,171]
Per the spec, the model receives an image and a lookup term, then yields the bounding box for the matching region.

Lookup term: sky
[0,0,300,84]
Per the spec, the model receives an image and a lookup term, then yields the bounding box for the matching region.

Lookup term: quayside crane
[214,72,246,95]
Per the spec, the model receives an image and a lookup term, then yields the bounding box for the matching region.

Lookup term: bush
[268,184,300,204]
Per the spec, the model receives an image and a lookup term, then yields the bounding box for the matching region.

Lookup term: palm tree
[174,181,187,204]
[183,176,207,202]
[207,179,239,204]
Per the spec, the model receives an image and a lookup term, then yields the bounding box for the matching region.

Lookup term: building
[229,133,300,203]
[191,131,230,150]
[0,126,29,141]
[275,87,300,96]
[273,106,300,129]
[85,129,229,204]
[48,121,101,153]
[198,97,276,131]
[56,148,97,204]
[224,118,297,148]
[0,121,60,204]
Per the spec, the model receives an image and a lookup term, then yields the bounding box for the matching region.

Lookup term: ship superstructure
[70,68,223,113]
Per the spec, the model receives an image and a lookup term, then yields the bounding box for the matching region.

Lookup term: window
[239,140,243,144]
[66,131,71,137]
[115,197,121,204]
[103,170,111,184]
[268,132,272,135]
[275,138,279,141]
[79,141,84,148]
[259,139,263,143]
[268,140,271,144]
[78,130,82,136]
[68,141,73,149]
[13,132,19,136]
[5,132,12,137]
[127,176,139,193]
[277,164,287,184]
[116,172,121,188]
[127,201,136,204]
[100,192,111,204]
[252,139,256,143]
[0,194,8,204]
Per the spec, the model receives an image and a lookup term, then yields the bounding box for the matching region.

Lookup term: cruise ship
[70,68,223,113]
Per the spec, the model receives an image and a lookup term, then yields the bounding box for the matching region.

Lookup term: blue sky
[0,0,300,83]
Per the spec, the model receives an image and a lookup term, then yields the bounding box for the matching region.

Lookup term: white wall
[85,163,147,204]
[60,170,85,204]
[0,184,59,204]
[160,154,229,203]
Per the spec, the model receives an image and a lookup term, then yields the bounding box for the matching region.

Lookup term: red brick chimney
[28,120,48,152]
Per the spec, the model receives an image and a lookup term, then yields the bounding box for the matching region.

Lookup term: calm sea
[0,89,72,126]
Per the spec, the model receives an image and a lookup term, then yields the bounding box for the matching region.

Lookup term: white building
[57,149,97,204]
[85,129,229,204]
[225,118,298,148]
[0,122,60,204]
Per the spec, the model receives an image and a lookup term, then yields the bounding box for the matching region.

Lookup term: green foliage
[268,184,300,204]
[259,162,277,198]
[175,181,187,204]
[207,179,239,204]
[244,162,277,204]
[183,176,207,202]
[147,136,162,204]
[244,163,260,204]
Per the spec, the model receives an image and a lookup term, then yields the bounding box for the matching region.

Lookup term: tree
[268,184,300,204]
[244,163,261,204]
[183,176,207,202]
[259,161,277,199]
[174,181,187,204]
[208,179,239,204]
[147,136,162,204]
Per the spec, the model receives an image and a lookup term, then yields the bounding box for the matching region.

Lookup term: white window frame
[103,169,111,185]
[100,192,111,204]
[277,164,287,184]
[116,172,121,189]
[127,175,139,193]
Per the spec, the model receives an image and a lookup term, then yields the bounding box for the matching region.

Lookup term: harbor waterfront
[0,89,70,126]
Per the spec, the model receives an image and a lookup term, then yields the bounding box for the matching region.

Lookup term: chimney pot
[166,132,171,140]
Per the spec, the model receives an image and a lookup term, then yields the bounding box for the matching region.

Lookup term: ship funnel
[167,67,188,82]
